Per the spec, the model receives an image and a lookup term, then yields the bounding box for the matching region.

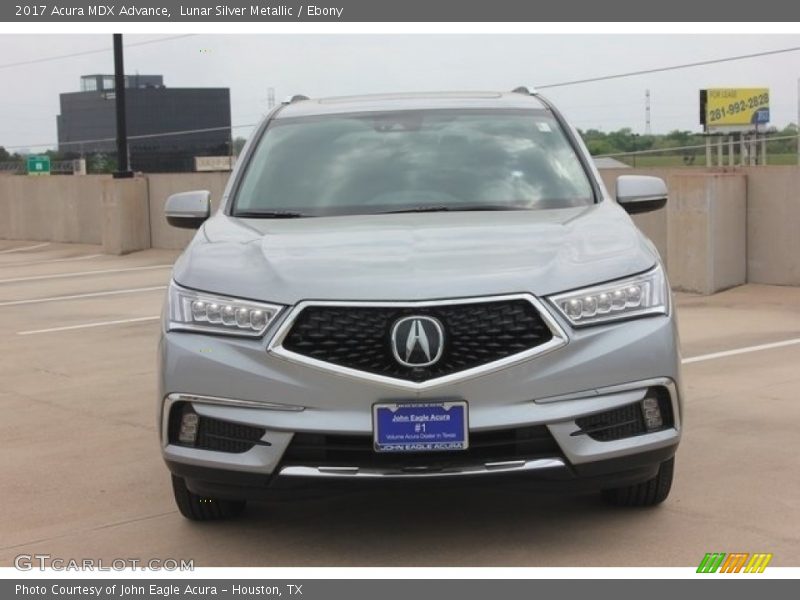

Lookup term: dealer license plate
[372,401,468,453]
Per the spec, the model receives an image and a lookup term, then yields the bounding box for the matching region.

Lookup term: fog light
[641,397,663,431]
[178,409,200,445]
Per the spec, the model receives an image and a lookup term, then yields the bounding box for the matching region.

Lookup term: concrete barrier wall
[102,177,151,255]
[739,166,800,286]
[666,172,746,294]
[0,175,106,244]
[0,167,796,292]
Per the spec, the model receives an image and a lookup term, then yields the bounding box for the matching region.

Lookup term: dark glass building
[57,75,231,172]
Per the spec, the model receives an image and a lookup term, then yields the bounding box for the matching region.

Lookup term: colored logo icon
[697,552,772,573]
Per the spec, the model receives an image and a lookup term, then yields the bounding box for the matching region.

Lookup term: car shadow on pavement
[177,478,671,566]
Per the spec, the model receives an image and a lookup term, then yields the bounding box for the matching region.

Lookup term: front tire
[602,457,674,507]
[171,475,246,521]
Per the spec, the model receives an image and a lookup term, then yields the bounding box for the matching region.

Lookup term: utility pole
[797,78,800,166]
[267,87,276,110]
[112,33,133,178]
[645,89,651,135]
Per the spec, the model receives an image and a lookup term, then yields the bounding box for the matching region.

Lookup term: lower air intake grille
[281,425,561,468]
[574,387,674,442]
[195,417,266,453]
[168,402,266,453]
[575,403,645,441]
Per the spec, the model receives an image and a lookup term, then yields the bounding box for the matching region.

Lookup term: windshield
[232,109,594,217]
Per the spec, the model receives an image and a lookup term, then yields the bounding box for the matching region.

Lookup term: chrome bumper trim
[278,457,566,479]
[166,393,305,412]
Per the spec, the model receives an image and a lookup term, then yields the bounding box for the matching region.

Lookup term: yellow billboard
[704,88,770,129]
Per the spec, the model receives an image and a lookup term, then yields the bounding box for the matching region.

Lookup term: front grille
[281,299,554,382]
[168,402,267,453]
[281,426,561,468]
[574,387,674,441]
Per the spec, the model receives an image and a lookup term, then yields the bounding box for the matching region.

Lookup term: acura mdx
[158,88,681,520]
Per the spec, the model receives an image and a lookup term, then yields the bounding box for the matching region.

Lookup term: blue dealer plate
[372,401,469,452]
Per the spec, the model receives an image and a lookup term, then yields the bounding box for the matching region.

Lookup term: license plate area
[372,401,469,453]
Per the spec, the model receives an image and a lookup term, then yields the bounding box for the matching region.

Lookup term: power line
[537,45,800,89]
[2,122,258,151]
[4,42,799,150]
[0,35,196,71]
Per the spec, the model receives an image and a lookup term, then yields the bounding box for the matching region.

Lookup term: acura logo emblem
[390,316,445,367]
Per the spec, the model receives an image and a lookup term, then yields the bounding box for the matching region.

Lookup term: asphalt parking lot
[1,240,798,567]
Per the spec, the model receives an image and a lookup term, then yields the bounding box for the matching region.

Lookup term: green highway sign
[26,155,51,175]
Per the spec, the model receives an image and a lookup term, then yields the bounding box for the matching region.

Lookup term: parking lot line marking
[0,242,51,254]
[683,337,800,364]
[17,316,161,336]
[0,253,104,268]
[0,264,171,284]
[0,286,167,307]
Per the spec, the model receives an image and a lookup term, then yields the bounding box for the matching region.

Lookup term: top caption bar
[2,0,798,22]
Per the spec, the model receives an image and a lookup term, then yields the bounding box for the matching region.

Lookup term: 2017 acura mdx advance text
[159,88,681,520]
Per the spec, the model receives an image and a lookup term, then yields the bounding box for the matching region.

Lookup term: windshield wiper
[377,204,528,214]
[235,210,308,218]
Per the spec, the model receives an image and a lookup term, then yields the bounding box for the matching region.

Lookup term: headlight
[167,282,282,338]
[548,265,668,327]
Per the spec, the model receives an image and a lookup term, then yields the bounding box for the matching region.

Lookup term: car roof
[273,91,550,119]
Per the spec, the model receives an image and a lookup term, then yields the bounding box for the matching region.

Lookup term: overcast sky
[1,33,799,151]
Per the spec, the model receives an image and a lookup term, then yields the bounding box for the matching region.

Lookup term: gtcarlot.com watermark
[14,554,194,571]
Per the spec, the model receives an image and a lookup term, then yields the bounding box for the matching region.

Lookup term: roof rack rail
[511,86,538,96]
[282,94,310,104]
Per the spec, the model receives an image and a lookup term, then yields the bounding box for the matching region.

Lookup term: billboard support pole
[746,134,751,166]
[739,133,746,166]
[728,136,734,167]
[705,137,711,167]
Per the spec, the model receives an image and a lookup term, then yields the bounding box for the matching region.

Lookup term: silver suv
[159,89,681,520]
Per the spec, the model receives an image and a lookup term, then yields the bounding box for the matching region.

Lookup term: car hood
[172,202,658,305]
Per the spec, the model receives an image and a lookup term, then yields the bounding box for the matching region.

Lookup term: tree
[233,137,247,155]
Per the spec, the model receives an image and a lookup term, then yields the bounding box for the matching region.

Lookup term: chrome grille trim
[267,294,568,390]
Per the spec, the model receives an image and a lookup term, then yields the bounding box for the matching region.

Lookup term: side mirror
[616,175,667,215]
[165,190,211,229]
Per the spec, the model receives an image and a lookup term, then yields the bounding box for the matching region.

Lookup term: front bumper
[159,308,682,497]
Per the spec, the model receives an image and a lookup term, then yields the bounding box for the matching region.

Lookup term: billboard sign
[701,88,770,131]
[194,155,235,172]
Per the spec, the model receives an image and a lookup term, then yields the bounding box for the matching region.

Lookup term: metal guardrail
[0,161,24,173]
